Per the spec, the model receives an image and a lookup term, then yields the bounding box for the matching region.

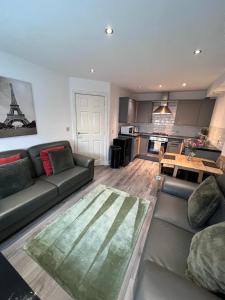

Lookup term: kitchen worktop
[118,132,221,152]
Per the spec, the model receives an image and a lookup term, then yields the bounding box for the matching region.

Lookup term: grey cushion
[216,173,225,196]
[0,149,28,160]
[41,166,90,195]
[28,141,72,177]
[188,176,224,229]
[187,222,225,296]
[0,158,34,199]
[135,261,220,300]
[49,148,74,175]
[0,179,57,232]
[207,198,225,226]
[142,218,194,277]
[155,192,197,233]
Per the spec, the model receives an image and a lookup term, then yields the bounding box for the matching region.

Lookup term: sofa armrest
[162,176,198,200]
[73,153,94,169]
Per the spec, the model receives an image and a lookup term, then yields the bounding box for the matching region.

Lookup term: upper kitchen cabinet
[175,100,201,126]
[119,97,136,123]
[197,98,215,127]
[136,101,153,123]
[175,99,215,127]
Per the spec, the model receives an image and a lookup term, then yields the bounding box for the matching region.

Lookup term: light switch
[66,127,70,132]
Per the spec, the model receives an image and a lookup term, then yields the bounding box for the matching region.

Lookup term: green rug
[24,184,149,300]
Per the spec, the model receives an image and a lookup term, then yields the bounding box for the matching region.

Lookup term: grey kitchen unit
[136,101,153,123]
[175,98,215,126]
[131,136,140,160]
[139,135,149,154]
[119,97,153,124]
[119,97,136,123]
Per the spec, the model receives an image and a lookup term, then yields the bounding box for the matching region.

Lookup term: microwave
[120,126,135,135]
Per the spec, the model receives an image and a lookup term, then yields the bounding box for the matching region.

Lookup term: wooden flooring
[0,158,160,300]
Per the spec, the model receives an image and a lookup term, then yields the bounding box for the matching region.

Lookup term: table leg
[159,162,162,174]
[173,166,179,178]
[197,171,203,183]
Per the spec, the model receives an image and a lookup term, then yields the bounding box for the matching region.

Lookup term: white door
[75,93,106,165]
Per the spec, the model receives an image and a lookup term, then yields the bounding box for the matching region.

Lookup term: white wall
[210,93,225,129]
[0,50,72,151]
[208,93,225,150]
[110,84,131,142]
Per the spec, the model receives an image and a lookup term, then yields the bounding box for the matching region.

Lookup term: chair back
[216,155,225,172]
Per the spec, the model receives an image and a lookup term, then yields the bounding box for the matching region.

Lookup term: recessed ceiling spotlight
[193,49,202,55]
[159,84,163,88]
[90,68,94,73]
[182,83,187,87]
[105,26,114,35]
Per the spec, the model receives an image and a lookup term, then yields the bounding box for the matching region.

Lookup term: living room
[0,1,225,300]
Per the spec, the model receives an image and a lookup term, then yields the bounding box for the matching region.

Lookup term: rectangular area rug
[24,184,150,300]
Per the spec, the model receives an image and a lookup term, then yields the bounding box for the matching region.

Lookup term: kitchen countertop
[118,132,221,152]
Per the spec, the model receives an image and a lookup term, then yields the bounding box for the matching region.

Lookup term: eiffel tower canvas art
[0,76,37,138]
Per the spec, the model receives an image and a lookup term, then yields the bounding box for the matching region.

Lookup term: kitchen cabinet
[136,101,153,123]
[131,136,140,160]
[198,98,215,127]
[139,135,149,154]
[119,97,136,123]
[175,99,215,127]
[175,100,201,126]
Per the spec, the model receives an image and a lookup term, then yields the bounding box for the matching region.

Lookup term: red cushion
[40,146,64,176]
[0,153,21,165]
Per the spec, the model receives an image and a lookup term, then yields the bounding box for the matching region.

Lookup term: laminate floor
[0,158,160,300]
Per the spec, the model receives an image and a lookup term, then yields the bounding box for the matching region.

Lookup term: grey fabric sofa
[135,174,225,300]
[0,141,94,243]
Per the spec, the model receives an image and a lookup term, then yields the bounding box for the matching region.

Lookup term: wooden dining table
[160,153,223,183]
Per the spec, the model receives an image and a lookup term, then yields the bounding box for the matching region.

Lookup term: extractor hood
[153,92,172,114]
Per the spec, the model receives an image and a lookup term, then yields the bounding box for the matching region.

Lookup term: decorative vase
[187,151,195,161]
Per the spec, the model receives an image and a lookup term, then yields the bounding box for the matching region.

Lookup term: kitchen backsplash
[133,102,201,137]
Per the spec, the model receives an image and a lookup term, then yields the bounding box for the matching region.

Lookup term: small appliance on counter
[120,126,135,135]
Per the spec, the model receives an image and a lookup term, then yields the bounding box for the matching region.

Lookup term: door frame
[70,89,109,165]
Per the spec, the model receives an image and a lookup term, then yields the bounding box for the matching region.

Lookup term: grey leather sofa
[135,174,225,300]
[0,141,94,242]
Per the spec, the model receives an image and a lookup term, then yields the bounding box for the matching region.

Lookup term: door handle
[77,132,81,135]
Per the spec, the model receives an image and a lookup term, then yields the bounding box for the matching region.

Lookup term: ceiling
[0,0,225,92]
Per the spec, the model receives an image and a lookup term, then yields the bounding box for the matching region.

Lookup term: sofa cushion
[155,192,197,233]
[49,148,74,175]
[135,261,219,300]
[0,179,57,232]
[186,222,225,296]
[0,158,34,200]
[28,141,72,177]
[41,166,89,195]
[143,218,193,277]
[40,146,64,176]
[0,153,21,165]
[188,176,224,229]
[216,173,225,196]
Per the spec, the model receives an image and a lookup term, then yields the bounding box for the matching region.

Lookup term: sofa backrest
[0,149,28,159]
[207,173,225,226]
[28,141,72,177]
[0,149,36,177]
